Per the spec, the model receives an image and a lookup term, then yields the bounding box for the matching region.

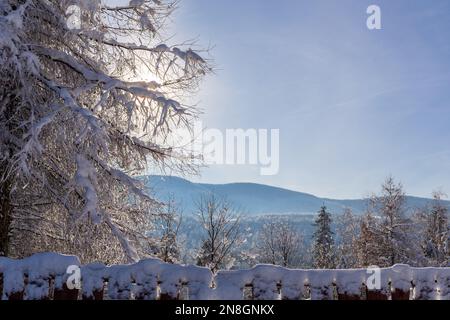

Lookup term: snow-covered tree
[195,195,243,272]
[0,0,210,262]
[312,206,336,269]
[371,177,415,266]
[354,177,422,268]
[256,219,305,268]
[151,195,182,264]
[335,208,360,268]
[355,211,382,267]
[419,191,449,266]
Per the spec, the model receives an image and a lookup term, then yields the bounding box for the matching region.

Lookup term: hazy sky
[163,0,450,199]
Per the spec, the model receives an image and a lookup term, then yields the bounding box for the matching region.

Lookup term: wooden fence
[1,253,449,300]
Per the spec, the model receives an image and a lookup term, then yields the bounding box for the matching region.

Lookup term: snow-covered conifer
[312,205,336,269]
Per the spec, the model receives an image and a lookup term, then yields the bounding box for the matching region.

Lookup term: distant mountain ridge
[143,175,450,216]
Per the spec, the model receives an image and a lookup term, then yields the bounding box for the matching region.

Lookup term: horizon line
[144,174,446,202]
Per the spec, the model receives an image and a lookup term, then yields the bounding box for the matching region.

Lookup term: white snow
[75,155,101,223]
[1,254,449,300]
[0,253,80,300]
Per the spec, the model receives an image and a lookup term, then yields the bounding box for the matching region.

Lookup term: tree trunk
[0,179,12,256]
[0,91,17,257]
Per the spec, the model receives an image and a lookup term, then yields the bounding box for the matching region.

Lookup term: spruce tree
[312,205,336,269]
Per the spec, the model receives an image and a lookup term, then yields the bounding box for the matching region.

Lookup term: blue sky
[168,0,450,199]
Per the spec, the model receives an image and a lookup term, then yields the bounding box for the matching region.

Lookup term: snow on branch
[0,0,211,263]
[74,154,101,224]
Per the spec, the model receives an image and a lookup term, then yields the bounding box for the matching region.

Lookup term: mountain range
[143,175,449,216]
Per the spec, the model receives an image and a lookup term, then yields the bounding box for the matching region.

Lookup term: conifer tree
[312,205,336,269]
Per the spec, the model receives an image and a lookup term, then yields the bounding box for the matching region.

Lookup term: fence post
[179,281,189,300]
[133,275,158,300]
[54,282,79,300]
[308,273,335,300]
[158,280,180,300]
[366,288,389,300]
[25,274,52,300]
[336,285,363,300]
[412,274,437,300]
[243,283,254,300]
[4,271,25,300]
[82,282,104,300]
[391,287,411,300]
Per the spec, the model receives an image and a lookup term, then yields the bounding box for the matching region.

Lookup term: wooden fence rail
[1,253,449,300]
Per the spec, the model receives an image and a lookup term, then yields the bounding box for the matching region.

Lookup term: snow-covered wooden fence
[1,253,449,300]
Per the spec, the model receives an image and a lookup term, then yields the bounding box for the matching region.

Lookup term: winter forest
[0,0,449,281]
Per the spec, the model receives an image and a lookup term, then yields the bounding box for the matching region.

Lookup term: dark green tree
[312,205,336,269]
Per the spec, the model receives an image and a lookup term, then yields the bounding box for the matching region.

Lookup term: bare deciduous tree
[418,191,449,267]
[0,0,211,262]
[373,177,415,266]
[152,195,183,264]
[195,195,242,272]
[256,220,304,268]
[336,208,360,268]
[355,211,381,267]
[355,177,419,267]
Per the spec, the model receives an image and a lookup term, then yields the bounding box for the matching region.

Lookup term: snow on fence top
[0,253,449,300]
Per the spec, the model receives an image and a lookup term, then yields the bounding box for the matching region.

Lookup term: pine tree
[312,205,336,269]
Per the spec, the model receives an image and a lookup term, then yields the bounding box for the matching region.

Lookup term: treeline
[321,176,449,269]
[151,177,449,270]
